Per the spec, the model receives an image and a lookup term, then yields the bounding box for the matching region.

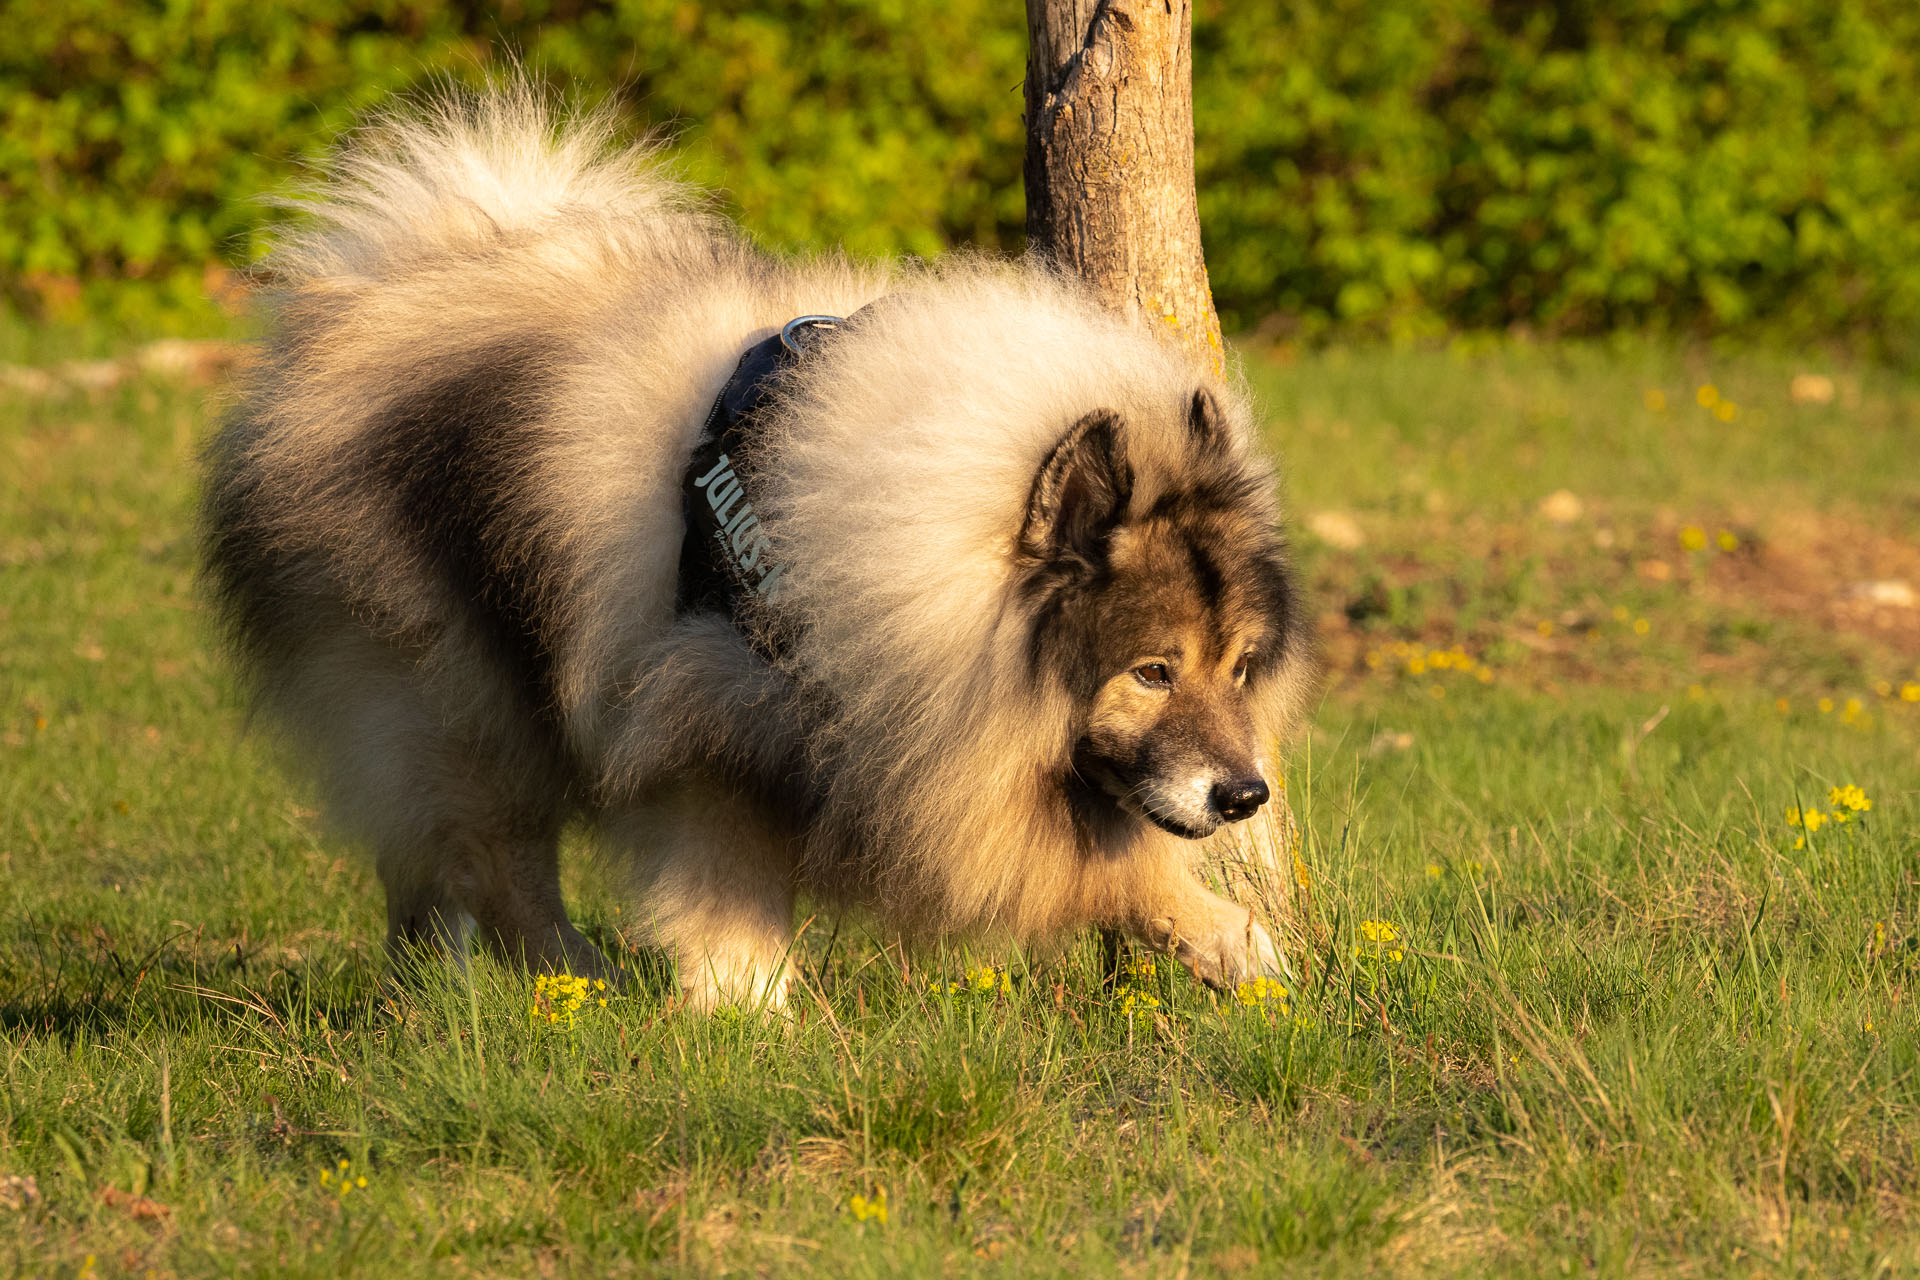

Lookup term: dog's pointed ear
[1020,411,1132,564]
[1188,387,1229,452]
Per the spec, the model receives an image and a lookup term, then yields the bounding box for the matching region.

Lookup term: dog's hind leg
[281,629,612,980]
[378,841,475,966]
[368,778,616,981]
[362,752,613,981]
[455,807,615,981]
[605,782,799,1012]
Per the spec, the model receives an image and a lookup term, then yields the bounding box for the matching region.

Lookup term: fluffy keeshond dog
[202,87,1316,1009]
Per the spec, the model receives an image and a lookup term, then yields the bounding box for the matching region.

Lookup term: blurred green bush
[4,0,1917,343]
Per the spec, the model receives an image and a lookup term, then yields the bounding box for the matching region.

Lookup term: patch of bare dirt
[1713,510,1920,653]
[1309,504,1920,700]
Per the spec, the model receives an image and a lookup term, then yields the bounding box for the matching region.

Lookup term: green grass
[3,335,1918,1277]
[1255,339,1920,516]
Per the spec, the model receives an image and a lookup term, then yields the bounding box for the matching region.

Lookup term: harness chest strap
[675,315,844,652]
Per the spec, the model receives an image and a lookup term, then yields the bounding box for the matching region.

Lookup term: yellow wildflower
[1696,384,1719,408]
[319,1157,365,1200]
[1633,618,1650,636]
[1644,388,1667,411]
[1679,526,1707,551]
[1828,785,1871,813]
[1235,975,1288,1007]
[1818,697,1835,714]
[531,973,594,1028]
[1716,530,1739,551]
[849,1188,889,1224]
[1902,683,1920,703]
[930,964,1011,997]
[1355,922,1407,964]
[1713,400,1739,422]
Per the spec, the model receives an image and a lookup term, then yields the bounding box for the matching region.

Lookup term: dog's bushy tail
[262,79,693,287]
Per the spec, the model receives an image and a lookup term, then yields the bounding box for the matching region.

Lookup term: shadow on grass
[0,913,681,1041]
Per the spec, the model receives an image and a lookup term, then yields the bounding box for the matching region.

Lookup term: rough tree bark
[1024,0,1225,377]
[1024,0,1302,952]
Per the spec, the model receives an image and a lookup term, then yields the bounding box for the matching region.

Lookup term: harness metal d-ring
[780,314,845,355]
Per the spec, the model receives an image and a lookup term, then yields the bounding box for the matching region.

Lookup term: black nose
[1209,777,1269,823]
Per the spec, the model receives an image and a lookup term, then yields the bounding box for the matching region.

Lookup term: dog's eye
[1133,662,1171,687]
[1233,653,1252,682]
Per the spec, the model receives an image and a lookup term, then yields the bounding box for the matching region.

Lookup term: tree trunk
[1023,0,1225,377]
[1024,0,1301,959]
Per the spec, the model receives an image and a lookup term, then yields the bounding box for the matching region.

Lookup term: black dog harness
[675,315,843,651]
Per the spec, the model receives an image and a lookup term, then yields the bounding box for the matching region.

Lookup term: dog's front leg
[605,783,800,1013]
[1103,854,1285,992]
[1135,887,1284,992]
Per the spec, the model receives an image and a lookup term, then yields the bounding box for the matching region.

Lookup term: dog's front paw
[1141,905,1283,992]
[677,948,796,1015]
